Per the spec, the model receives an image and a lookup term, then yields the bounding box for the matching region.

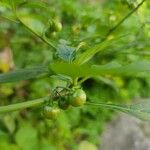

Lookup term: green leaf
[57,40,76,62]
[19,1,49,10]
[73,35,126,65]
[73,39,112,65]
[0,1,18,22]
[78,141,97,150]
[0,13,18,22]
[0,66,50,83]
[15,124,38,150]
[50,62,91,77]
[74,34,130,65]
[118,60,150,75]
[50,60,150,78]
[87,100,150,121]
[92,61,121,73]
[50,61,122,77]
[93,76,119,93]
[17,13,45,36]
[92,60,150,76]
[0,1,11,9]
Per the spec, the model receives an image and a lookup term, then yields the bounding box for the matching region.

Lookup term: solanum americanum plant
[0,0,150,121]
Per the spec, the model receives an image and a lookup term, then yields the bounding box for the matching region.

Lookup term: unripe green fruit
[58,98,70,110]
[70,89,86,107]
[48,20,62,32]
[43,106,60,119]
[45,30,56,38]
[53,21,62,32]
[45,20,62,38]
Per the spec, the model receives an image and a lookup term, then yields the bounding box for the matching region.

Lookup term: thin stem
[104,0,147,40]
[73,77,78,86]
[78,77,90,85]
[9,2,57,50]
[0,15,19,23]
[0,97,48,113]
[18,18,57,50]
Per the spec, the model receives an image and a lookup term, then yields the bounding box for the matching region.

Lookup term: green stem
[0,97,48,113]
[9,2,57,50]
[73,77,78,86]
[78,77,90,85]
[18,18,57,50]
[104,0,147,40]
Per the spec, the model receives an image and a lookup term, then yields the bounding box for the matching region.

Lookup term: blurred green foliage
[0,0,150,149]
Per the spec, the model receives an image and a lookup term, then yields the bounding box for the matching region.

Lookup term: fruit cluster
[45,19,62,38]
[42,88,86,119]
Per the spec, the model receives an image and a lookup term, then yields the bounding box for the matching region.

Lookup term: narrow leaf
[118,60,150,75]
[74,39,113,65]
[50,60,150,78]
[19,1,48,9]
[73,35,128,65]
[92,60,150,76]
[0,66,50,83]
[87,100,150,121]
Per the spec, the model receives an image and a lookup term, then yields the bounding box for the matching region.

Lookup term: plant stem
[0,97,49,113]
[104,0,147,40]
[78,77,90,85]
[17,18,57,50]
[9,2,57,50]
[73,77,78,86]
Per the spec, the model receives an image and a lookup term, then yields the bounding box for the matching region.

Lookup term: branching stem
[104,0,147,40]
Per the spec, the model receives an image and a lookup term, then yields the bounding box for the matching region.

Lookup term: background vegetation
[0,0,150,149]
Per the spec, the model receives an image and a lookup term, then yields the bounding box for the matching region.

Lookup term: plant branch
[104,0,147,39]
[73,77,78,86]
[0,97,49,113]
[78,77,90,85]
[9,2,57,50]
[17,18,57,50]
